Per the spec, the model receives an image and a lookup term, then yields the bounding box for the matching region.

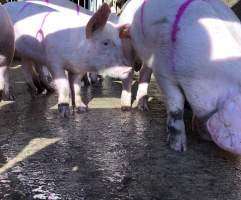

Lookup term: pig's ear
[86,3,111,38]
[119,24,131,39]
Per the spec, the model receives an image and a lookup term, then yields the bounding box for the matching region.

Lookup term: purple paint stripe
[45,0,49,3]
[170,0,198,71]
[76,4,80,15]
[140,0,148,37]
[171,0,195,42]
[36,12,51,42]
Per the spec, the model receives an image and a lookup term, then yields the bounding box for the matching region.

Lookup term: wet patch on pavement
[0,62,241,199]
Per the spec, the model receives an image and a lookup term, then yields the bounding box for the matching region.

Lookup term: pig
[22,0,116,89]
[118,0,241,155]
[5,1,131,117]
[26,0,150,111]
[20,0,96,92]
[22,0,151,111]
[0,4,15,101]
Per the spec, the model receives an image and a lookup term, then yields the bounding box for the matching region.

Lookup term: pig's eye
[102,39,112,47]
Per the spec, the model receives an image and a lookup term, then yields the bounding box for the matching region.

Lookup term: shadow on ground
[0,61,241,200]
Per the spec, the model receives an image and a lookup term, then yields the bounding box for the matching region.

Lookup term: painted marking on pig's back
[36,12,51,42]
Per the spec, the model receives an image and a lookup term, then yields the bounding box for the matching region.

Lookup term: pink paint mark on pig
[171,0,195,42]
[170,0,196,71]
[36,12,51,42]
[76,4,80,15]
[140,0,148,37]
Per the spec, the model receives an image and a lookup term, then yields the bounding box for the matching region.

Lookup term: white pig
[119,0,241,155]
[28,0,152,111]
[5,1,131,117]
[20,0,94,92]
[0,4,15,101]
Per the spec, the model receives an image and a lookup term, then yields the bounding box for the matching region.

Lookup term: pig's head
[85,3,132,80]
[118,23,141,70]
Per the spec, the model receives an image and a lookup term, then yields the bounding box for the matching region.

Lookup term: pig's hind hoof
[167,133,187,152]
[4,93,15,101]
[76,106,88,114]
[121,105,132,111]
[135,96,150,111]
[58,103,70,118]
[0,90,15,101]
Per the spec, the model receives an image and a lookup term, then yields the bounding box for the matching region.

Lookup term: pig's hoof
[167,133,187,152]
[26,84,39,97]
[121,105,132,111]
[76,106,88,113]
[58,103,70,118]
[137,96,149,111]
[4,93,15,101]
[46,87,55,95]
[0,90,15,101]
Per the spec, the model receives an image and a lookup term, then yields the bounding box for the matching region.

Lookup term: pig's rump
[207,94,241,155]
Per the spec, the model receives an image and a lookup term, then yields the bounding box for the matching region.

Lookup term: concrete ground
[0,61,241,200]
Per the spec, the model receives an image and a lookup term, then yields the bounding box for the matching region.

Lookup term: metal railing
[1,0,113,12]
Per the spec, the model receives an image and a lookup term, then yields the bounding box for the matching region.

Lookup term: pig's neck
[65,40,97,73]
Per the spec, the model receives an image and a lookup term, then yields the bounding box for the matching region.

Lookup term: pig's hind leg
[21,57,44,95]
[0,63,14,101]
[154,74,187,152]
[68,72,87,113]
[35,64,55,94]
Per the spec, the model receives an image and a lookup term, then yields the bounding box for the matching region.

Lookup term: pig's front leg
[155,75,187,152]
[68,72,87,113]
[52,68,70,117]
[121,69,134,111]
[135,65,152,111]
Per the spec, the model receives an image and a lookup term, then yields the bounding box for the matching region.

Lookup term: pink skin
[120,0,241,154]
[36,12,51,42]
[0,5,15,101]
[5,2,131,117]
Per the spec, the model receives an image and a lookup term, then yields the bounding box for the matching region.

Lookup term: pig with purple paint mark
[5,1,131,117]
[13,0,151,112]
[0,4,15,101]
[28,0,150,111]
[118,0,241,155]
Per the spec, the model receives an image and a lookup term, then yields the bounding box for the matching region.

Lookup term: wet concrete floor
[0,61,241,200]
